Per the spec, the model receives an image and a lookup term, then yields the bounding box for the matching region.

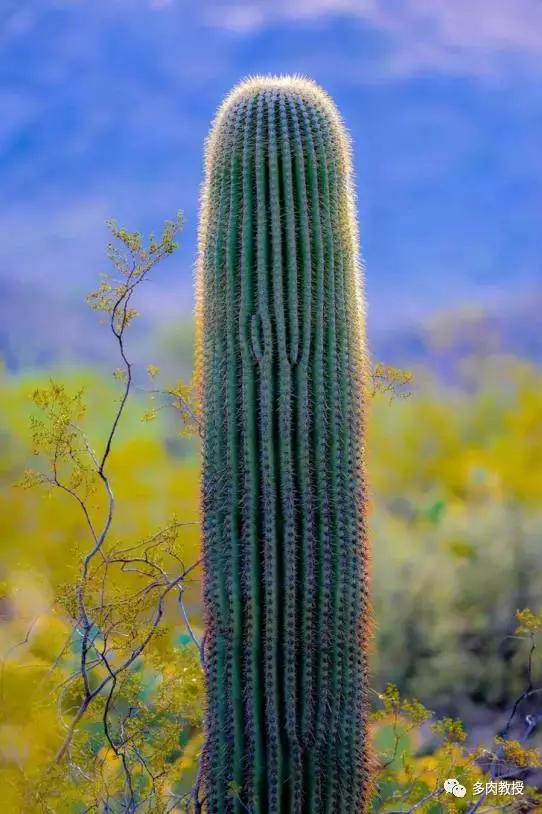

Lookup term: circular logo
[444,778,467,798]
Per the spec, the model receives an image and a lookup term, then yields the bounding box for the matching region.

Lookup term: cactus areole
[195,76,371,813]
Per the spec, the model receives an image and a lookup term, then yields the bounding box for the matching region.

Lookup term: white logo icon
[444,778,467,798]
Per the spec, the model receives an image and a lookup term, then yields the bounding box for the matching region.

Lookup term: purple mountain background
[1,0,541,370]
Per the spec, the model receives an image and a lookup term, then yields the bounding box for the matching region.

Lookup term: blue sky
[1,0,541,346]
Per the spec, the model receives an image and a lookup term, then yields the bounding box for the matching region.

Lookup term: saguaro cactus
[195,76,371,813]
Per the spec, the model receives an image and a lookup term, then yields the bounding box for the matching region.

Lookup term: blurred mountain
[0,277,192,374]
[372,293,542,375]
[0,278,106,370]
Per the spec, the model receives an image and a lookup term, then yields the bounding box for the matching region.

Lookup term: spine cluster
[196,76,371,814]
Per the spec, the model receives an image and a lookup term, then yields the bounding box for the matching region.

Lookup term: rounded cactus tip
[206,73,353,175]
[224,73,328,97]
[215,73,340,116]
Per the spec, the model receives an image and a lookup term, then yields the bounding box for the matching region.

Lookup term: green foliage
[371,684,542,813]
[86,215,183,333]
[370,360,542,707]
[516,608,542,636]
[371,363,414,401]
[2,342,542,811]
[0,216,211,813]
[196,76,370,812]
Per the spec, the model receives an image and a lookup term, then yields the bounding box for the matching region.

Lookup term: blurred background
[1,0,541,808]
[2,0,542,369]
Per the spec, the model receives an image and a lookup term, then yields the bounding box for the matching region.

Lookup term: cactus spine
[195,76,371,813]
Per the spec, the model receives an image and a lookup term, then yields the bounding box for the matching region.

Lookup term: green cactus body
[195,76,371,814]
